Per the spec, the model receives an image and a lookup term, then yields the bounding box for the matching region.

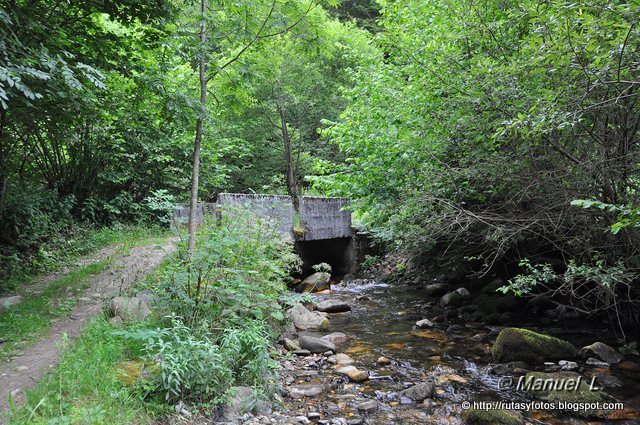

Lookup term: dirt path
[0,239,176,416]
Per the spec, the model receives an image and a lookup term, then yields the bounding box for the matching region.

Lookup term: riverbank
[257,277,640,425]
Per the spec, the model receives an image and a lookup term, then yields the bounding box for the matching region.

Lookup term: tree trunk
[187,0,207,253]
[277,102,298,211]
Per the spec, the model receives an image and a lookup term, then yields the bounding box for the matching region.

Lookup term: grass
[0,226,172,361]
[0,260,112,361]
[5,317,154,425]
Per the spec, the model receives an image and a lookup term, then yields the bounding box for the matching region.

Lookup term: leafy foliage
[316,0,640,319]
[153,208,300,328]
[122,317,276,403]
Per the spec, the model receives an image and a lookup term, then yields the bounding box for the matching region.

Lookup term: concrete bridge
[174,193,358,274]
[175,193,352,241]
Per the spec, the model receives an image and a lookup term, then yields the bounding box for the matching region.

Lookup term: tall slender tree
[187,0,207,253]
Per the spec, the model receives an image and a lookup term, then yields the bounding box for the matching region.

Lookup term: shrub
[120,317,277,404]
[155,207,301,328]
[131,207,299,405]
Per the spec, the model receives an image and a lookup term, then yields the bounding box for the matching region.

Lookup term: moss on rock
[492,328,576,364]
[115,360,158,387]
[461,408,523,425]
[522,371,604,418]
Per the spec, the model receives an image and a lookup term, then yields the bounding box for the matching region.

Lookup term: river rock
[346,369,369,383]
[523,371,603,417]
[397,382,433,402]
[287,303,330,330]
[425,283,452,296]
[356,400,378,413]
[0,295,23,312]
[586,357,610,368]
[220,386,271,420]
[299,335,336,354]
[322,332,351,345]
[289,383,325,398]
[297,272,331,293]
[108,296,151,322]
[328,353,354,365]
[579,342,623,364]
[596,373,623,388]
[491,328,577,364]
[335,365,369,382]
[461,408,523,425]
[316,300,351,313]
[455,287,471,298]
[559,360,578,371]
[439,291,463,307]
[284,338,301,351]
[377,356,391,365]
[415,319,433,328]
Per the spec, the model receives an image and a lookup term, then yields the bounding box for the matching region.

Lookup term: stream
[277,278,640,425]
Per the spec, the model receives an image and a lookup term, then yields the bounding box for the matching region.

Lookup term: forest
[1,0,640,424]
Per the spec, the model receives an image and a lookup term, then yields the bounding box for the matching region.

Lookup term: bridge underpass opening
[295,237,355,277]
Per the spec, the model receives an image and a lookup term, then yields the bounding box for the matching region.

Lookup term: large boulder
[0,295,23,313]
[424,283,452,297]
[286,303,330,331]
[492,328,577,364]
[108,296,151,322]
[579,342,623,364]
[299,335,336,354]
[439,291,463,308]
[315,300,351,313]
[297,272,331,293]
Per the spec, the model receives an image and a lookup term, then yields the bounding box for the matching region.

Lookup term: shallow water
[295,278,640,424]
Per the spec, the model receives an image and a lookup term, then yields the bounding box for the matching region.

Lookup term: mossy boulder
[522,371,604,418]
[462,408,523,425]
[440,291,463,307]
[492,328,577,364]
[115,360,157,387]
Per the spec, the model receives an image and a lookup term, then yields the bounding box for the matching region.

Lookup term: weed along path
[0,239,176,415]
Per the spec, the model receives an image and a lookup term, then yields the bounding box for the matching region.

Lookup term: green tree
[318,0,640,317]
[212,8,375,204]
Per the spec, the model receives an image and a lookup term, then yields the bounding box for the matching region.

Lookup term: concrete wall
[217,193,294,236]
[172,202,217,225]
[173,194,352,241]
[298,196,351,241]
